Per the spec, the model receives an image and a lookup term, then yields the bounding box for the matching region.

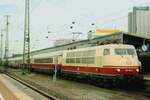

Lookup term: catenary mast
[4,15,10,66]
[23,0,31,73]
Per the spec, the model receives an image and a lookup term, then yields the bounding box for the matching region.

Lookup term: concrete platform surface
[0,74,33,100]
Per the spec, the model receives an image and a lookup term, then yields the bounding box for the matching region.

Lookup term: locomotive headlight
[116,69,121,72]
[136,69,139,72]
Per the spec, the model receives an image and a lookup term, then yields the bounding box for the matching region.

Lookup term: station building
[128,6,150,38]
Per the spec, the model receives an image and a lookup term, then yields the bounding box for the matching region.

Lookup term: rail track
[4,69,150,99]
[5,73,59,100]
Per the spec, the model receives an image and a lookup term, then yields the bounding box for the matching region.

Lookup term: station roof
[11,32,150,58]
[33,32,150,51]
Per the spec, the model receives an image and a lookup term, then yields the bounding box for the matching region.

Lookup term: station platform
[0,74,33,100]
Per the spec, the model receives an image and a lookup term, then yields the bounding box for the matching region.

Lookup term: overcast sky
[0,0,149,55]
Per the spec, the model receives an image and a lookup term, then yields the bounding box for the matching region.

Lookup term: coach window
[103,49,110,56]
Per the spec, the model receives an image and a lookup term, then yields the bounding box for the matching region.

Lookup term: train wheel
[112,78,121,88]
[103,79,110,88]
[97,78,104,87]
[112,78,118,87]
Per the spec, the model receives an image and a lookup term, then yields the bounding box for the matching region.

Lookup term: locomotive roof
[63,44,135,52]
[100,44,135,48]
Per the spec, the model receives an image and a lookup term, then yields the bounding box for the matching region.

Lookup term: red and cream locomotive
[8,44,143,85]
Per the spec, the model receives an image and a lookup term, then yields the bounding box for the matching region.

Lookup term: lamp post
[70,21,75,42]
[70,21,82,42]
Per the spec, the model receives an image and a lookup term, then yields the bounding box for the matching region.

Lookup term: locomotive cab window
[115,48,135,55]
[103,49,110,56]
[115,49,126,55]
[127,49,135,55]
